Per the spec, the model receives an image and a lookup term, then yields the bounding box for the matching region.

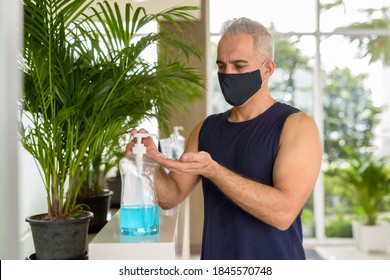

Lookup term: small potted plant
[20,0,204,259]
[338,149,390,252]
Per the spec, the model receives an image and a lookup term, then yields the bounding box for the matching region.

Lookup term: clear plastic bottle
[119,133,160,236]
[170,126,185,160]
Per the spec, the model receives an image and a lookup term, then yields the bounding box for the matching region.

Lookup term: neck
[228,90,276,122]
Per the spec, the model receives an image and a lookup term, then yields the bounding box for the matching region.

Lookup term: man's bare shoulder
[285,111,318,131]
[281,111,321,144]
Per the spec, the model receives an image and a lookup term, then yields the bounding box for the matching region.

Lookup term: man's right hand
[124,128,158,158]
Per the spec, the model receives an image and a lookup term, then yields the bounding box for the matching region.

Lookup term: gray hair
[220,17,274,62]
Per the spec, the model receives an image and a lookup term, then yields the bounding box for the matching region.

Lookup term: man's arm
[150,112,322,230]
[148,122,203,210]
[209,112,322,230]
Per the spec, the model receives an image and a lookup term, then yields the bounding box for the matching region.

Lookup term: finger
[147,150,185,172]
[137,128,149,134]
[180,151,209,162]
[129,127,149,136]
[142,136,155,147]
[147,150,204,175]
[147,149,169,161]
[129,128,138,136]
[147,150,184,168]
[180,152,197,162]
[125,141,134,158]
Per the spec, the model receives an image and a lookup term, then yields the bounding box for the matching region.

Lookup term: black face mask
[218,68,263,106]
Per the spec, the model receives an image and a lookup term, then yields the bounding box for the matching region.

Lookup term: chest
[200,119,281,183]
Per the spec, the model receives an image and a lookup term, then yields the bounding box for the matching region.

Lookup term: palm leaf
[20,0,204,217]
[340,150,390,225]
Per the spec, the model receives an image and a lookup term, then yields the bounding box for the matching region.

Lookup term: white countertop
[88,207,183,260]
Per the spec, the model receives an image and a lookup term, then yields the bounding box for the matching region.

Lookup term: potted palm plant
[76,1,204,233]
[20,0,204,259]
[338,149,390,253]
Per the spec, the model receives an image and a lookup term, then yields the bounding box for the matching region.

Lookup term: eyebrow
[216,59,249,64]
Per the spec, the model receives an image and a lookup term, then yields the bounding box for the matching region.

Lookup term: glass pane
[270,35,315,115]
[210,36,230,113]
[322,35,390,237]
[302,194,315,238]
[320,0,390,32]
[210,0,315,33]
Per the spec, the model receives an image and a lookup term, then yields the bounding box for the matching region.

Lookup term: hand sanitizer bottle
[119,133,160,236]
[171,126,185,160]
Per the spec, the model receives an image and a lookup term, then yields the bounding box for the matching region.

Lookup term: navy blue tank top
[199,102,304,260]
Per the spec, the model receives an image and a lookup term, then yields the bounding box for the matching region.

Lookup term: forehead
[217,33,256,60]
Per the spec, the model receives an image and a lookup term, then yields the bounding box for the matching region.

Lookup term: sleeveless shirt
[198,102,305,260]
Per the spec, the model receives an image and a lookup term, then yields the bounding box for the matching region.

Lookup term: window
[209,0,390,240]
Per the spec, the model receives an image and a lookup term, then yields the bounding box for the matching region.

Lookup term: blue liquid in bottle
[120,205,159,236]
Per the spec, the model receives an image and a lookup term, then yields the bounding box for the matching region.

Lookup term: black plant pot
[77,189,113,233]
[105,176,121,208]
[26,252,89,260]
[25,211,93,260]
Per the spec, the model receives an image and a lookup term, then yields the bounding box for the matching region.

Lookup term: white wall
[0,0,22,259]
[18,144,47,259]
[0,0,46,259]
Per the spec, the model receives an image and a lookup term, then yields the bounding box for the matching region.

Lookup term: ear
[262,60,275,79]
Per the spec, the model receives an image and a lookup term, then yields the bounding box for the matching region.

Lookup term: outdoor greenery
[270,2,390,236]
[323,1,390,231]
[337,6,390,66]
[271,35,310,108]
[323,68,382,162]
[20,0,204,218]
[325,214,353,238]
[328,150,390,226]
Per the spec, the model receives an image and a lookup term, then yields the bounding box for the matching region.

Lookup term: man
[126,17,322,259]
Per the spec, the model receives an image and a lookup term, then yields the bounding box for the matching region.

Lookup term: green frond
[20,0,204,217]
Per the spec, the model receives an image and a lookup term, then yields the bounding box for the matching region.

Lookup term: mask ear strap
[259,60,269,82]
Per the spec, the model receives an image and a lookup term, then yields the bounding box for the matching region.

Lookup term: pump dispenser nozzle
[173,126,184,136]
[132,133,152,177]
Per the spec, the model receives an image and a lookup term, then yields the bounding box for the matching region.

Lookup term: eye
[217,64,225,71]
[235,64,247,72]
